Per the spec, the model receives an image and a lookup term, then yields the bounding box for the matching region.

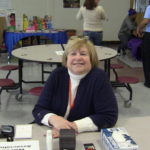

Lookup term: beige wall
[11,0,130,41]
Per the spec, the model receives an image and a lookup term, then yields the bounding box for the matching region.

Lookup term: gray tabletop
[12,44,117,63]
[0,116,150,149]
[13,116,150,150]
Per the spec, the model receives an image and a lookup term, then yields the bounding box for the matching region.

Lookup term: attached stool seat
[117,76,139,107]
[110,64,139,107]
[28,86,43,124]
[0,65,19,78]
[0,79,14,87]
[110,64,124,80]
[0,79,15,104]
[117,76,139,84]
[0,65,20,104]
[28,86,43,96]
[0,65,19,71]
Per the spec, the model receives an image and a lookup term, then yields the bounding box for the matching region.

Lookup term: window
[133,0,150,12]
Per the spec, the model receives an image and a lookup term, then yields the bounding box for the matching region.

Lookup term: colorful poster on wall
[133,0,150,12]
[63,0,80,8]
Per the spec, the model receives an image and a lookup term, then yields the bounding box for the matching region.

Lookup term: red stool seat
[0,66,19,104]
[0,79,14,87]
[28,86,43,96]
[0,65,19,71]
[110,64,124,69]
[117,76,139,84]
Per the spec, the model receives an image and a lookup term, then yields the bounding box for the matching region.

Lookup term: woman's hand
[48,115,77,130]
[71,122,78,133]
[52,122,78,138]
[136,26,144,38]
[132,30,138,37]
[52,128,60,138]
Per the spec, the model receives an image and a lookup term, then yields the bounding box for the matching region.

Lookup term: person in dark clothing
[32,36,118,138]
[137,5,150,88]
[118,8,137,55]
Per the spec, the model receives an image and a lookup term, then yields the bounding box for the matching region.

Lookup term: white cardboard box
[101,127,138,150]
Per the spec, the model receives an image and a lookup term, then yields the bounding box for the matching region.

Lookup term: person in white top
[76,0,106,45]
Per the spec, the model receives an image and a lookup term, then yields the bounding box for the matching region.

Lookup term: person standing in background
[137,5,150,88]
[118,8,137,55]
[76,0,106,46]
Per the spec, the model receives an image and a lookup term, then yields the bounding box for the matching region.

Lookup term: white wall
[11,0,130,41]
[101,0,131,40]
[12,0,49,17]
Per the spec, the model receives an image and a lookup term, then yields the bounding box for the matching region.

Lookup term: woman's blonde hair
[62,36,99,68]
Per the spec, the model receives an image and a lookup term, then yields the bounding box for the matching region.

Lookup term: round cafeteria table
[12,44,117,95]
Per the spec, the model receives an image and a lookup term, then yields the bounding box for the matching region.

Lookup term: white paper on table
[55,51,64,55]
[15,124,32,139]
[0,140,40,150]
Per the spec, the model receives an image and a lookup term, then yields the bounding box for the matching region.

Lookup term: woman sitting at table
[32,36,118,138]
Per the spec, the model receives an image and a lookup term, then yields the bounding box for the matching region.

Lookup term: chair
[110,63,139,107]
[110,64,124,80]
[0,65,19,104]
[28,86,43,96]
[28,86,43,125]
[0,65,19,78]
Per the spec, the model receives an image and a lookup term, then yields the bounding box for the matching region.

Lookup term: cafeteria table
[12,44,117,99]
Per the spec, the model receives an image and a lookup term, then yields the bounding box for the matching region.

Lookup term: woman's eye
[70,52,76,56]
[81,53,88,56]
[69,51,88,56]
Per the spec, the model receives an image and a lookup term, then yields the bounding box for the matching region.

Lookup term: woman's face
[67,46,92,75]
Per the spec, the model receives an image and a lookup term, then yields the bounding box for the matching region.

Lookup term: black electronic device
[0,125,14,141]
[59,129,76,150]
[83,143,96,150]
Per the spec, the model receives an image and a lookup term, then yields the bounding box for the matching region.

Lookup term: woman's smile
[67,46,92,75]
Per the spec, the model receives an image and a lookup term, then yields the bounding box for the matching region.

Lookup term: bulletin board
[63,0,80,8]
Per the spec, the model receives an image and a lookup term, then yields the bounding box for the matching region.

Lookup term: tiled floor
[0,47,149,127]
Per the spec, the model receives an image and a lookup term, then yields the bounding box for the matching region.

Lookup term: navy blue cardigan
[32,67,118,129]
